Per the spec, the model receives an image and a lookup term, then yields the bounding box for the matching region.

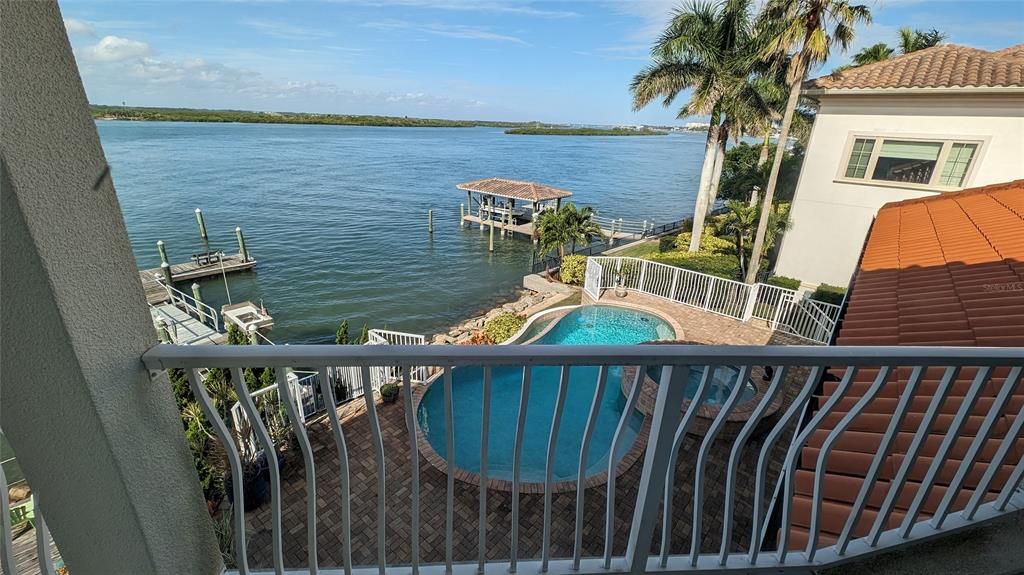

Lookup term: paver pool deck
[241,294,812,569]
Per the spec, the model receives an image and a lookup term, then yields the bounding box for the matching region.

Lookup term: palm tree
[632,0,768,253]
[560,203,603,252]
[852,42,893,65]
[745,0,871,283]
[898,27,946,54]
[721,200,758,277]
[534,207,570,263]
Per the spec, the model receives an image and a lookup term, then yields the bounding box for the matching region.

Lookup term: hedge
[811,284,846,305]
[765,275,801,291]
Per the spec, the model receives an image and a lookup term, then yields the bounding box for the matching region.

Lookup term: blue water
[98,121,707,343]
[532,305,677,345]
[417,305,673,482]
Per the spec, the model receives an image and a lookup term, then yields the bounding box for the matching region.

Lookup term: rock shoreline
[430,288,569,345]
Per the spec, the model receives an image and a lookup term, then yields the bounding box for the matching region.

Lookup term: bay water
[99,121,706,343]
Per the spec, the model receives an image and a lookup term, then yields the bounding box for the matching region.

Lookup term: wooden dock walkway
[150,303,226,345]
[139,253,255,305]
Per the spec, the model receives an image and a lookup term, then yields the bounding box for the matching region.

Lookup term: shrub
[651,252,742,280]
[559,254,587,285]
[379,383,400,403]
[673,232,734,255]
[658,235,677,252]
[811,284,846,305]
[765,275,801,291]
[485,312,526,343]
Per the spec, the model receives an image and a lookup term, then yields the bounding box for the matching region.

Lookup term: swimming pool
[415,305,750,485]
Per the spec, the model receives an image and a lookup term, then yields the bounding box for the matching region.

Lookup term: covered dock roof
[456,178,572,202]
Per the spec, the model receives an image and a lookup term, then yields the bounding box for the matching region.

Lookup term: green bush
[766,275,801,290]
[379,383,400,403]
[559,255,587,285]
[673,232,734,255]
[658,235,677,252]
[811,284,847,305]
[649,252,742,279]
[485,312,526,343]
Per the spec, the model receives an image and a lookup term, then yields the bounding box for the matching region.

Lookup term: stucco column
[0,2,221,574]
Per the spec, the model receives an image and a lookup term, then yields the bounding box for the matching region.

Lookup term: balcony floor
[239,374,809,570]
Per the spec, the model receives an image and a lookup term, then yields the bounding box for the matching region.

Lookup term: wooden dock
[140,253,255,305]
[461,215,638,241]
[150,303,227,345]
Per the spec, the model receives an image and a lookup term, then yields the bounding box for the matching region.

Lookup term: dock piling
[460,203,465,227]
[155,318,171,343]
[195,208,208,240]
[160,262,173,286]
[247,325,259,346]
[235,226,249,262]
[191,282,204,307]
[156,240,168,266]
[489,219,495,252]
[428,209,434,234]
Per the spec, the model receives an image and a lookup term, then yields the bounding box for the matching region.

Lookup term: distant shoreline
[90,105,561,129]
[505,127,668,136]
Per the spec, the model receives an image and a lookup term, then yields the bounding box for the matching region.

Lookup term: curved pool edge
[503,304,579,345]
[507,300,685,345]
[411,372,652,494]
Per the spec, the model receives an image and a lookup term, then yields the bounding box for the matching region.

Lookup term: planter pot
[225,450,281,511]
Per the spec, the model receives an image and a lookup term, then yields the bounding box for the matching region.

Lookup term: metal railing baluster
[0,439,18,575]
[867,366,961,546]
[604,364,645,568]
[400,369,420,575]
[360,365,388,575]
[572,365,608,569]
[963,397,1024,520]
[316,367,354,575]
[478,367,492,574]
[443,367,455,574]
[777,365,859,561]
[690,366,752,566]
[660,365,714,567]
[898,366,992,538]
[836,366,926,555]
[932,366,1022,528]
[806,366,892,560]
[510,367,532,572]
[719,365,788,565]
[189,368,249,575]
[542,367,570,572]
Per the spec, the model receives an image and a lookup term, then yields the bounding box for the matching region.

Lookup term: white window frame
[835,133,988,192]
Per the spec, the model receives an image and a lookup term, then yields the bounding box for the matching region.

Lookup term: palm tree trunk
[745,60,805,283]
[705,130,728,217]
[688,119,721,252]
[757,131,770,166]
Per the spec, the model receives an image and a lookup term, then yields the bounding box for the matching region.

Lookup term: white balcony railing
[135,343,1023,575]
[585,257,842,344]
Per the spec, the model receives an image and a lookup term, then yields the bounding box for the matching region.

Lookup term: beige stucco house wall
[774,91,1024,289]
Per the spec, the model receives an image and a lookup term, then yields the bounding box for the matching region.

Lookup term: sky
[61,0,1024,125]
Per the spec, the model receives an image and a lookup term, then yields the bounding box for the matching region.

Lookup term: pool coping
[411,369,652,494]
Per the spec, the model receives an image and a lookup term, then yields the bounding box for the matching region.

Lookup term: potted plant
[379,382,400,404]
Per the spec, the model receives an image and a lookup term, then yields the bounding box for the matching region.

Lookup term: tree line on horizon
[631,0,947,283]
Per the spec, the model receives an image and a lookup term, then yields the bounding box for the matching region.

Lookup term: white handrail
[138,344,1024,575]
[153,275,220,332]
[587,257,840,344]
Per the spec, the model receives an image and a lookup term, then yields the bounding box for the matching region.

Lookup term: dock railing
[586,257,842,344]
[156,277,221,332]
[136,343,1024,575]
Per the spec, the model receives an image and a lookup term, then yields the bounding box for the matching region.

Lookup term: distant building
[774,43,1024,288]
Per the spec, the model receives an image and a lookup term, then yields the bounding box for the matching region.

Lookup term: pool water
[416,305,751,483]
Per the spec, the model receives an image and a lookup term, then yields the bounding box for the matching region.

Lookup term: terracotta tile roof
[805,44,1024,91]
[788,180,1024,549]
[456,177,572,202]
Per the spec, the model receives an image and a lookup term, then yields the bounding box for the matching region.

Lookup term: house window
[840,136,983,189]
[844,138,874,178]
[939,143,978,187]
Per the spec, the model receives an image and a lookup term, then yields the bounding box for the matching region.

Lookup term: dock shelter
[456,177,572,239]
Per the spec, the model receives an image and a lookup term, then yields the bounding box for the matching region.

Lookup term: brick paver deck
[241,375,807,570]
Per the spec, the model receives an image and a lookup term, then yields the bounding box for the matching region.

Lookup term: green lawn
[610,240,660,258]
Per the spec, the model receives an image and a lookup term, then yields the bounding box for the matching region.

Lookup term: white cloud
[242,18,335,40]
[64,18,95,36]
[79,36,151,62]
[363,20,528,44]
